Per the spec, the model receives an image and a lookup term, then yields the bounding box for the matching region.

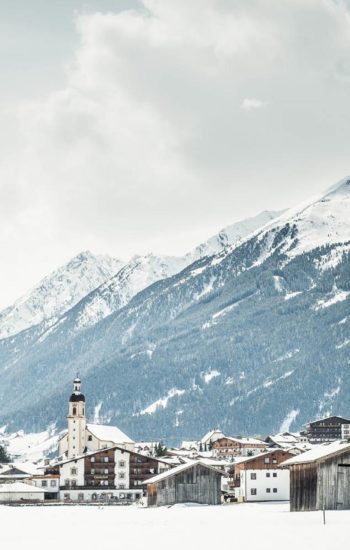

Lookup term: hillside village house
[212,436,266,457]
[282,440,350,511]
[304,416,350,443]
[230,449,295,502]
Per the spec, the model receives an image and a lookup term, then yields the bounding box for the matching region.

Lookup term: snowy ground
[0,502,349,550]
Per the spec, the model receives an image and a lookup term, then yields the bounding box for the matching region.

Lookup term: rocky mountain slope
[0,251,123,340]
[0,182,349,443]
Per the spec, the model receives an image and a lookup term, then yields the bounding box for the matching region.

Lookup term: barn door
[337,464,350,510]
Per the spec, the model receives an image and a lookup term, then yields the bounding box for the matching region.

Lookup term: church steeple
[67,377,86,458]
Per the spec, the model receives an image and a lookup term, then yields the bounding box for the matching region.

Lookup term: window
[73,407,77,415]
[266,488,271,493]
[272,459,277,464]
[119,472,125,479]
[50,480,56,487]
[250,489,257,496]
[42,480,48,487]
[71,467,77,476]
[273,488,277,493]
[119,461,125,468]
[91,468,95,474]
[104,469,109,474]
[250,473,257,480]
[65,479,70,487]
[91,457,95,463]
[72,480,77,487]
[88,435,92,441]
[273,472,277,478]
[266,473,270,478]
[78,493,84,501]
[104,457,109,463]
[64,493,70,500]
[264,457,270,464]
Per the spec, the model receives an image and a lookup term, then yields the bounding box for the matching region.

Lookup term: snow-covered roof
[86,423,134,444]
[146,460,226,484]
[0,481,45,493]
[232,449,296,466]
[281,440,350,466]
[200,430,225,444]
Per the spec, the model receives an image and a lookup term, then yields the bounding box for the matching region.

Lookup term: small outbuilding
[282,440,350,511]
[147,460,225,507]
[0,481,46,503]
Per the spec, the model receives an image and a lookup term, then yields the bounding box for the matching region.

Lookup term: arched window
[73,407,77,415]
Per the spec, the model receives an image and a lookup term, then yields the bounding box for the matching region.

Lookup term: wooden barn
[282,440,350,511]
[147,460,225,507]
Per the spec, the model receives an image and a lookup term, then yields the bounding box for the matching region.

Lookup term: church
[58,378,135,459]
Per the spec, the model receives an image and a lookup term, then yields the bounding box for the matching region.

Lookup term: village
[0,378,350,511]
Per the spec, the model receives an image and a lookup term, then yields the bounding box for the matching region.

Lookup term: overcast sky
[1,0,350,309]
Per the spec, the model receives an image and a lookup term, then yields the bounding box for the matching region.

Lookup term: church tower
[67,377,86,459]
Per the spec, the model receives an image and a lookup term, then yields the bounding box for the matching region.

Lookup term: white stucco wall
[239,469,290,501]
[0,491,45,502]
[60,458,85,487]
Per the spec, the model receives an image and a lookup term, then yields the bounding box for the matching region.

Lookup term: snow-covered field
[0,502,349,550]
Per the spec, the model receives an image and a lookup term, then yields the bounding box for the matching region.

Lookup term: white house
[231,449,295,502]
[0,481,46,503]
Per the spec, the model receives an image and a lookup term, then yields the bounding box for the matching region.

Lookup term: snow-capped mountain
[0,251,123,339]
[52,210,284,334]
[186,210,283,262]
[1,179,349,443]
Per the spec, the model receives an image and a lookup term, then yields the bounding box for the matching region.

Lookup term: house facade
[305,416,350,443]
[212,436,266,458]
[46,445,171,502]
[231,449,295,502]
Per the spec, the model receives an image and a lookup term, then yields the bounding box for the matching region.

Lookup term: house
[46,445,171,502]
[212,436,266,457]
[200,430,225,451]
[281,440,350,511]
[58,378,134,459]
[28,473,60,500]
[305,416,350,443]
[147,460,225,506]
[0,481,46,503]
[0,463,39,483]
[230,449,295,502]
[265,432,309,449]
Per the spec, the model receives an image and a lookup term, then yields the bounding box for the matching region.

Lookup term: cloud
[1,0,350,306]
[241,98,266,111]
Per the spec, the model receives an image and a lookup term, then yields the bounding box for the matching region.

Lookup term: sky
[1,0,350,309]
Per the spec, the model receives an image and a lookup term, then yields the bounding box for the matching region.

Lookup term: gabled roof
[281,440,350,466]
[86,423,134,444]
[233,448,296,466]
[146,460,226,484]
[0,481,45,493]
[48,444,169,469]
[200,430,225,444]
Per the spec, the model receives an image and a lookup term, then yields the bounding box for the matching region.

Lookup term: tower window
[73,407,77,415]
